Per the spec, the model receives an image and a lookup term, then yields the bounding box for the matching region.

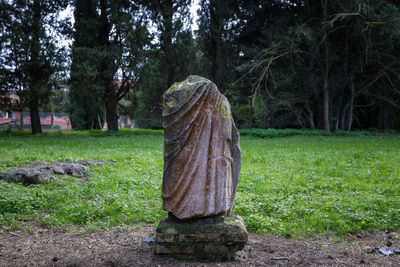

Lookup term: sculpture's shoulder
[165,75,211,95]
[163,75,215,115]
[164,75,212,97]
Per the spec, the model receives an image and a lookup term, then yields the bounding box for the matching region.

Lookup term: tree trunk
[98,0,120,131]
[249,97,254,128]
[305,103,316,129]
[305,0,318,130]
[345,77,354,131]
[209,0,224,90]
[323,80,330,132]
[29,0,43,135]
[106,95,118,131]
[160,0,174,89]
[309,115,316,130]
[378,99,389,131]
[20,112,23,130]
[334,111,340,131]
[30,96,42,134]
[340,103,348,130]
[97,115,103,129]
[321,0,330,132]
[377,84,390,131]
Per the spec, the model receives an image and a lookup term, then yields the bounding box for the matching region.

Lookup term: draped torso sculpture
[162,75,241,220]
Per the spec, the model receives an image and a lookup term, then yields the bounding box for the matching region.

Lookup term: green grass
[0,129,399,237]
[238,128,391,138]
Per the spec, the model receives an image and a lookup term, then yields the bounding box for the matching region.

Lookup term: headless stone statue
[162,75,241,220]
[156,76,247,260]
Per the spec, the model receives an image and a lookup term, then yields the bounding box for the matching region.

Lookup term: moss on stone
[165,227,178,235]
[166,97,176,107]
[219,98,234,121]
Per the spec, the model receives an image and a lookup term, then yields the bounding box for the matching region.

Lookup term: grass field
[0,129,399,237]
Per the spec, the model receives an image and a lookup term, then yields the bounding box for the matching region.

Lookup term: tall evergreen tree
[70,0,146,131]
[0,0,68,134]
[133,0,198,128]
[69,0,103,130]
[197,0,239,91]
[97,0,140,132]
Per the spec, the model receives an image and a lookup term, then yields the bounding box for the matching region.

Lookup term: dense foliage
[130,0,198,128]
[69,0,148,131]
[221,0,400,131]
[0,0,68,133]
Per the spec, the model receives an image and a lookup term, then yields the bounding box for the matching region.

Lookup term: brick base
[155,214,248,260]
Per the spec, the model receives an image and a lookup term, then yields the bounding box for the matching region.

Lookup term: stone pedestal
[155,213,248,260]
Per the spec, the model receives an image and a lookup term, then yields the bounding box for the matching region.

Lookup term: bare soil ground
[1,226,399,267]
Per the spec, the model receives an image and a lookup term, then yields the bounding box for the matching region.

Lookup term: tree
[0,0,68,134]
[197,0,239,91]
[69,0,102,130]
[97,0,141,132]
[70,0,149,131]
[233,0,400,131]
[132,0,198,128]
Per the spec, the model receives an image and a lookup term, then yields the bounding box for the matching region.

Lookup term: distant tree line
[1,0,399,133]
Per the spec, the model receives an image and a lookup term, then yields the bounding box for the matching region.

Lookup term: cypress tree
[70,0,145,131]
[69,0,104,130]
[0,0,68,134]
[133,0,198,128]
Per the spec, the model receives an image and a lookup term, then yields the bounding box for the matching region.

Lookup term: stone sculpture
[162,75,241,220]
[156,76,247,261]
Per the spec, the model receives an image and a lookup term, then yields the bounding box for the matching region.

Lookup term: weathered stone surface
[234,246,250,262]
[77,159,115,166]
[0,160,110,185]
[26,162,89,177]
[155,214,248,260]
[157,76,247,261]
[0,168,53,184]
[162,75,241,220]
[141,236,155,245]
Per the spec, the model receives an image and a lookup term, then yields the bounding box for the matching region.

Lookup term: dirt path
[0,226,399,266]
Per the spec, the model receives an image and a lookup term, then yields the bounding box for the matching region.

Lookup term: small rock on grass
[235,246,251,262]
[142,237,155,245]
[0,160,112,185]
[363,246,374,254]
[378,247,400,256]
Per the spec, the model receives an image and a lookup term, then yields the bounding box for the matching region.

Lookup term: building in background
[0,92,72,130]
